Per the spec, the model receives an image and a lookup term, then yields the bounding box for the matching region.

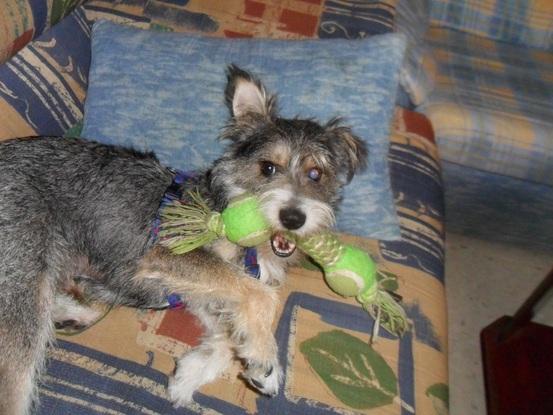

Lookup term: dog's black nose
[279,207,306,230]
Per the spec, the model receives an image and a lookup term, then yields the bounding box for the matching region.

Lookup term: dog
[0,65,367,413]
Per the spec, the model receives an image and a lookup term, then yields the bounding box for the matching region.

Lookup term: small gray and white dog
[0,66,367,413]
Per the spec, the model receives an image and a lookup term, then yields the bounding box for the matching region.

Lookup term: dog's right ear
[325,118,369,184]
[224,65,277,119]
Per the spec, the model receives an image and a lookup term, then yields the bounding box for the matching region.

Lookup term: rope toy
[159,191,408,337]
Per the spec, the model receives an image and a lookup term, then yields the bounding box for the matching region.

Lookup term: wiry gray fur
[0,66,368,413]
[0,138,173,413]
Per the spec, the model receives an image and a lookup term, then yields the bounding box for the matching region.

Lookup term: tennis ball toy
[291,231,407,336]
[159,191,271,254]
[159,191,407,336]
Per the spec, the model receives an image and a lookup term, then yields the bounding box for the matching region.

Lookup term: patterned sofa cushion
[420,26,553,186]
[0,7,90,140]
[0,3,448,414]
[0,0,433,145]
[84,0,429,107]
[83,0,397,39]
[0,0,84,64]
[430,0,553,51]
[43,109,448,415]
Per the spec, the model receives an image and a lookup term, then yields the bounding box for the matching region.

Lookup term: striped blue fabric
[384,139,444,281]
[318,0,396,38]
[39,340,184,415]
[0,7,90,138]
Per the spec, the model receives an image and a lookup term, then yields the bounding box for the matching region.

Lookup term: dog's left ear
[225,64,277,119]
[326,119,368,184]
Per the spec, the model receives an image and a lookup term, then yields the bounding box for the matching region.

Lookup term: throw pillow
[82,20,406,240]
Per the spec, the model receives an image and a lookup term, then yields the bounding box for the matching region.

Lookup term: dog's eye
[260,161,277,177]
[307,167,322,182]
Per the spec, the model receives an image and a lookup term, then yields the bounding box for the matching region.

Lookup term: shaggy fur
[0,65,367,413]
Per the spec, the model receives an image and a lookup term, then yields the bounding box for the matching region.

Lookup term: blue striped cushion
[0,0,85,64]
[0,7,90,139]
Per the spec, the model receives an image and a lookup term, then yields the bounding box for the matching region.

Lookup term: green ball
[221,194,271,246]
[324,245,377,297]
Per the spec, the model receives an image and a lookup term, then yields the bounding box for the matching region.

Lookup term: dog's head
[209,65,367,256]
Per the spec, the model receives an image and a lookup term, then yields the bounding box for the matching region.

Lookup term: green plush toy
[159,191,408,337]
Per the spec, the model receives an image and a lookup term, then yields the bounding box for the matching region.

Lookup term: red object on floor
[481,267,553,415]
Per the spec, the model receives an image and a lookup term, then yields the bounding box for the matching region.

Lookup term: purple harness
[152,169,260,309]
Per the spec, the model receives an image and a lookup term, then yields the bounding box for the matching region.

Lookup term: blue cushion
[82,20,406,240]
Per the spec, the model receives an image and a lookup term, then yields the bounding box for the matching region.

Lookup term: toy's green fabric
[295,233,377,297]
[159,191,271,254]
[221,194,271,246]
[159,191,407,336]
[294,232,407,336]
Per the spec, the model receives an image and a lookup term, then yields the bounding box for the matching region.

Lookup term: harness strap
[152,170,261,310]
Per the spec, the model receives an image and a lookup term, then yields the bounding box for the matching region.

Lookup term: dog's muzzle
[279,207,306,230]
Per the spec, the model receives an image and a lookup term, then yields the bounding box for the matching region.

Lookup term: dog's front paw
[243,359,282,397]
[167,341,233,407]
[167,353,209,407]
[167,373,195,408]
[234,327,282,396]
